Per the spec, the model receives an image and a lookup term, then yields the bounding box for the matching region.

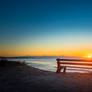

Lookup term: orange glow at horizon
[1,47,92,57]
[1,41,92,57]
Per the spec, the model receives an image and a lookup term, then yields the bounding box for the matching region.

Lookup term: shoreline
[0,60,92,92]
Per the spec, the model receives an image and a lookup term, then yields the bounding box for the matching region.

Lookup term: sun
[88,55,92,58]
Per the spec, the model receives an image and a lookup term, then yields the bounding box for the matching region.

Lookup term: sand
[0,61,92,92]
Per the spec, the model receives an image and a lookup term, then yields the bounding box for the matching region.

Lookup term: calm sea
[8,57,92,73]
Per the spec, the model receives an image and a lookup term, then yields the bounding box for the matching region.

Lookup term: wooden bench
[56,58,92,73]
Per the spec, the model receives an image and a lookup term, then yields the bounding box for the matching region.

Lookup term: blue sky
[0,0,92,56]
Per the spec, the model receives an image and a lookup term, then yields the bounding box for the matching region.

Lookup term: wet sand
[0,61,92,92]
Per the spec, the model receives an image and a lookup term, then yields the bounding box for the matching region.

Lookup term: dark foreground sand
[0,61,92,92]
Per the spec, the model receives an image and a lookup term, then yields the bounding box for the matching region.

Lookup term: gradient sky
[1,0,92,57]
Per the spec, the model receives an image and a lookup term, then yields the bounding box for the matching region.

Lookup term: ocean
[8,57,92,73]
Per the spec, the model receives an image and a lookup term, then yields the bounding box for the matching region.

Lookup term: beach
[0,61,92,92]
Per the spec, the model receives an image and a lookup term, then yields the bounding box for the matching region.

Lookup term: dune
[0,60,92,92]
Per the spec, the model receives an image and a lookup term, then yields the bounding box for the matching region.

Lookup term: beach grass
[0,59,26,67]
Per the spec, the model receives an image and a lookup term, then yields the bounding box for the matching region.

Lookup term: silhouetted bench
[56,58,92,73]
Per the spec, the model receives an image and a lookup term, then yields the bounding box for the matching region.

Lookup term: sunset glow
[0,0,92,57]
[88,56,92,58]
[87,55,92,59]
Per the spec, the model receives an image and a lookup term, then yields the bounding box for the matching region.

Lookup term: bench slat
[60,66,92,69]
[59,62,92,66]
[57,59,92,62]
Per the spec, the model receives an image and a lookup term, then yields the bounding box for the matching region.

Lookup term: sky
[0,0,92,57]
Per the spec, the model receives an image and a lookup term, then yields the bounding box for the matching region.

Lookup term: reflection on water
[8,58,92,73]
[26,59,57,71]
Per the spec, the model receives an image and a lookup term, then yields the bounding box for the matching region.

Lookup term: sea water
[8,57,92,73]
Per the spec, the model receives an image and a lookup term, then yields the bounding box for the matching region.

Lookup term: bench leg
[56,66,63,73]
[63,67,66,73]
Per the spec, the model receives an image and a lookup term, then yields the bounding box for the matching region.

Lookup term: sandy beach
[0,61,92,92]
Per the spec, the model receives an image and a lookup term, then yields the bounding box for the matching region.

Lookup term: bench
[56,58,92,73]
